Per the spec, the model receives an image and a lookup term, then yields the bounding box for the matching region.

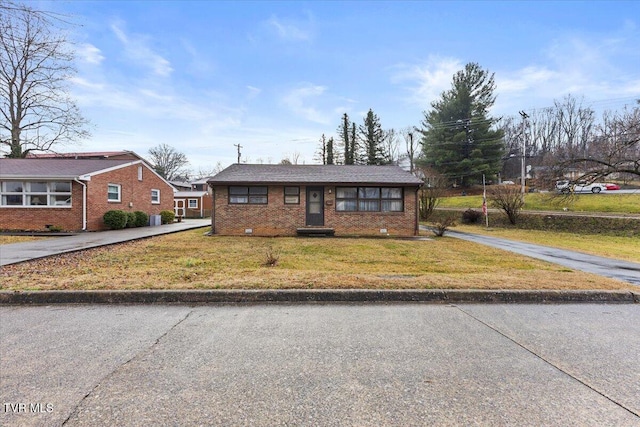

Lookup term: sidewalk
[0,219,211,266]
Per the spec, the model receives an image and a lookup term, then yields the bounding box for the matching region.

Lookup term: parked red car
[605,183,620,190]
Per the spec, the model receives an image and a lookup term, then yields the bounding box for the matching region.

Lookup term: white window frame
[188,198,198,209]
[0,180,72,208]
[107,184,121,202]
[151,189,161,204]
[138,166,143,181]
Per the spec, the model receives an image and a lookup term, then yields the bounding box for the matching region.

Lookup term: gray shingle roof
[0,159,137,179]
[208,164,423,186]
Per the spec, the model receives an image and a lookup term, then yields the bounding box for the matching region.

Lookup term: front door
[306,186,324,226]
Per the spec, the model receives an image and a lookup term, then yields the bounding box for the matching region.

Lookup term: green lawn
[438,192,640,214]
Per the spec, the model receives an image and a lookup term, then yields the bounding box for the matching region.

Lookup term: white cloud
[266,14,313,42]
[77,43,105,64]
[282,83,330,124]
[390,56,463,108]
[110,20,173,77]
[246,85,262,98]
[495,26,640,113]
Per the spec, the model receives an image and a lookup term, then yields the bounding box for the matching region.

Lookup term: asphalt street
[1,304,638,426]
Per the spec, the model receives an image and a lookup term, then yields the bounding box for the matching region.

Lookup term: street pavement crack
[455,306,640,419]
[60,308,195,425]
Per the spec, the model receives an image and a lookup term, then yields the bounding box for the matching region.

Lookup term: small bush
[461,209,482,224]
[160,210,175,224]
[47,225,63,232]
[263,245,280,267]
[126,211,137,228]
[103,210,128,230]
[134,211,149,227]
[432,217,457,237]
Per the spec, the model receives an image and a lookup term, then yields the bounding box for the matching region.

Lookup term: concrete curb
[0,289,638,305]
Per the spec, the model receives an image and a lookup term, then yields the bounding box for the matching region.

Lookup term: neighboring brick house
[208,164,423,237]
[0,158,174,231]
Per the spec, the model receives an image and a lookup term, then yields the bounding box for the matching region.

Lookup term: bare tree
[488,185,524,225]
[400,127,419,173]
[148,143,190,181]
[564,106,640,181]
[0,1,89,157]
[192,162,225,180]
[381,128,399,165]
[281,151,301,165]
[418,172,447,221]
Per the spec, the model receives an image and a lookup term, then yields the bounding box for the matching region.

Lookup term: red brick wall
[0,163,173,232]
[85,164,173,231]
[0,183,84,231]
[212,185,418,237]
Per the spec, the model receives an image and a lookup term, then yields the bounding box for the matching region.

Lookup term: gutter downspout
[415,186,420,236]
[210,187,216,234]
[74,178,87,231]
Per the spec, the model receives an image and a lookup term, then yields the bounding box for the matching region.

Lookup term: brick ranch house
[0,158,174,232]
[208,164,423,237]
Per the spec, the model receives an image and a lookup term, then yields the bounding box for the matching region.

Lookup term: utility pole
[519,111,529,201]
[233,144,242,164]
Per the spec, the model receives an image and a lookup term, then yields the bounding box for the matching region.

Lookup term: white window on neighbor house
[151,189,160,204]
[0,181,72,207]
[188,198,198,209]
[107,184,121,202]
[138,166,143,181]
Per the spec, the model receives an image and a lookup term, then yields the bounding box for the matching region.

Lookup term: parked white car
[556,180,607,194]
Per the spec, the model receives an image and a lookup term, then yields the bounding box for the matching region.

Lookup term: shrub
[134,211,149,227]
[160,210,175,224]
[461,209,482,224]
[126,211,137,228]
[103,210,128,230]
[432,217,457,237]
[263,245,280,267]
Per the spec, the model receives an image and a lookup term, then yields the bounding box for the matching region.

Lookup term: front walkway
[0,219,211,266]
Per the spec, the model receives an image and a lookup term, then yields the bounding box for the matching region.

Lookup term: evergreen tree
[337,113,358,164]
[326,137,335,165]
[418,62,505,186]
[359,109,387,165]
[315,134,327,164]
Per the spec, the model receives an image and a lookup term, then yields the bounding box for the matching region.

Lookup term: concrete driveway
[421,226,640,286]
[1,304,638,426]
[0,219,211,266]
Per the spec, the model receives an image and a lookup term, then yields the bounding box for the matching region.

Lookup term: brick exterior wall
[212,185,419,237]
[0,163,173,232]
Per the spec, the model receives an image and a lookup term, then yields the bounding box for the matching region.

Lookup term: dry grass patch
[0,236,49,244]
[1,229,634,291]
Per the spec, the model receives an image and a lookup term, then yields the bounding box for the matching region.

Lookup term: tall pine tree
[418,63,504,186]
[337,113,358,164]
[359,109,387,165]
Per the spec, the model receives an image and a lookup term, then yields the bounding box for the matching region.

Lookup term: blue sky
[46,0,640,173]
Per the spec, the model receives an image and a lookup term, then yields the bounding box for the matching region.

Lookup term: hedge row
[429,209,640,237]
[103,210,149,230]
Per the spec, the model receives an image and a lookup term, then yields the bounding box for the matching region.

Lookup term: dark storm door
[306,186,324,226]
